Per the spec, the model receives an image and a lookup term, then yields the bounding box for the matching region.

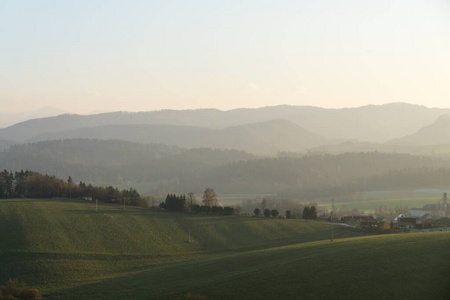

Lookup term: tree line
[160,189,235,215]
[0,170,142,206]
[253,205,317,219]
[4,141,450,198]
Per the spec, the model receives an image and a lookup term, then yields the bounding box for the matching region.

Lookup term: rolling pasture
[1,199,449,299]
[317,190,446,213]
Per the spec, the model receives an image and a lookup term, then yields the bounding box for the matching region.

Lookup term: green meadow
[317,190,445,213]
[1,199,449,299]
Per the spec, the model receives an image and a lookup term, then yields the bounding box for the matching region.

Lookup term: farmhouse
[395,217,417,230]
[431,217,450,228]
[341,215,378,228]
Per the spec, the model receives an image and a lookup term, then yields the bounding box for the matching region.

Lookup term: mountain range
[0,106,66,129]
[1,103,450,154]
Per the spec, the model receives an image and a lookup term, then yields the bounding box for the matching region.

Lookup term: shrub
[0,278,41,300]
[192,204,201,213]
[223,206,234,215]
[254,208,261,217]
[199,206,211,214]
[285,210,292,219]
[263,208,271,218]
[211,206,224,215]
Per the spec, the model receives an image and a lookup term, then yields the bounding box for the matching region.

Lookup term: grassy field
[0,198,353,298]
[317,190,446,213]
[1,198,449,299]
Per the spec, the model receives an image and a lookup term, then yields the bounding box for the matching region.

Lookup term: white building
[409,208,434,218]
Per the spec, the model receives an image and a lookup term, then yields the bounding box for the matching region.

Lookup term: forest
[2,139,450,198]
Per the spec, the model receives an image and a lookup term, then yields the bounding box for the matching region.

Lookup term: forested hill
[0,139,15,150]
[25,119,326,154]
[2,139,450,197]
[1,103,449,143]
[196,153,450,196]
[0,139,255,186]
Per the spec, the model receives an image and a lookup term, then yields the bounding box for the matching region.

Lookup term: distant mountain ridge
[0,106,66,129]
[389,114,450,146]
[1,103,449,144]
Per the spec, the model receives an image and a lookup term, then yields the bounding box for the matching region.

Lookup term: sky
[1,0,449,114]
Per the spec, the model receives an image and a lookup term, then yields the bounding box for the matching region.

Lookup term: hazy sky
[1,0,449,114]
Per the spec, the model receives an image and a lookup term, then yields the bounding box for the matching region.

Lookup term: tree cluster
[160,189,234,215]
[160,194,187,212]
[262,208,279,218]
[302,206,317,219]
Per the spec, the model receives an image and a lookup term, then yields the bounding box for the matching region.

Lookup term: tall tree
[187,192,196,206]
[285,210,292,219]
[202,188,218,207]
[67,176,73,198]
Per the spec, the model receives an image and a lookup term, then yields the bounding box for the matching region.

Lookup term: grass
[317,190,446,213]
[63,232,450,300]
[0,198,353,298]
[1,198,449,299]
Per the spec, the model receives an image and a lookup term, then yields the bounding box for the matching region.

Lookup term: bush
[263,208,271,218]
[211,206,224,215]
[192,204,201,213]
[200,206,211,214]
[271,209,279,217]
[223,206,234,215]
[254,208,261,217]
[0,278,41,300]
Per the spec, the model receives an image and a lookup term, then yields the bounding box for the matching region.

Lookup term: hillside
[308,140,450,157]
[25,119,327,154]
[1,199,449,299]
[389,115,450,146]
[0,103,448,143]
[0,139,15,150]
[0,198,355,298]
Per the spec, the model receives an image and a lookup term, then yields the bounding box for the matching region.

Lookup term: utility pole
[331,198,335,242]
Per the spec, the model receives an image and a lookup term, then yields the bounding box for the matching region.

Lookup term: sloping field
[65,232,450,300]
[0,199,355,298]
[2,199,449,299]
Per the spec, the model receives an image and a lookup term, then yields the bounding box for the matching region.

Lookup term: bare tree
[187,192,196,206]
[202,188,218,207]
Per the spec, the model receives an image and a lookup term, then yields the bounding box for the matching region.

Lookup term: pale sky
[1,0,449,114]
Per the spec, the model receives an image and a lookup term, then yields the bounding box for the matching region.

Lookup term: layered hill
[3,139,450,197]
[1,103,448,143]
[25,119,327,154]
[389,115,450,146]
[0,139,255,186]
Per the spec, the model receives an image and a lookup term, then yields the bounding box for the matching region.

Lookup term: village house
[341,215,378,229]
[431,217,450,228]
[394,217,417,230]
